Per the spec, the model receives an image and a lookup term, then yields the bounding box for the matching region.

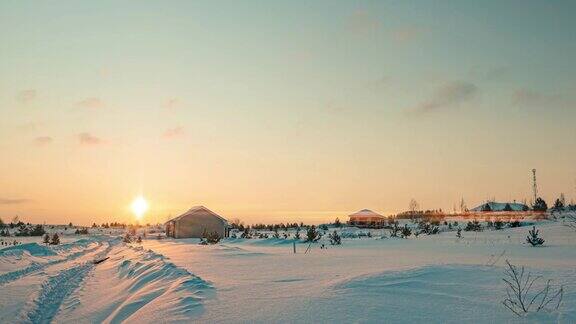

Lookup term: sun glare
[131,196,149,220]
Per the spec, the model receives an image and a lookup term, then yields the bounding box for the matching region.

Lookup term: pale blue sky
[1,1,575,224]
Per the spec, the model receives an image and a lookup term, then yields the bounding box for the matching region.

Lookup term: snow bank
[324,264,575,323]
[55,244,214,323]
[237,237,300,246]
[0,243,57,257]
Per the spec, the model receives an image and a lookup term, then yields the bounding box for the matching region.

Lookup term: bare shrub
[502,260,563,316]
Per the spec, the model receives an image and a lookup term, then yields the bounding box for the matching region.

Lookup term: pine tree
[526,226,544,246]
[294,228,301,240]
[334,218,342,228]
[241,227,251,239]
[389,222,400,237]
[494,220,504,230]
[43,233,50,245]
[553,198,564,212]
[305,225,320,242]
[400,224,412,238]
[533,197,548,212]
[329,230,341,245]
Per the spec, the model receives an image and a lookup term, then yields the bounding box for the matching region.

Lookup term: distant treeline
[91,222,162,228]
[228,221,313,231]
[231,218,345,231]
[394,210,447,219]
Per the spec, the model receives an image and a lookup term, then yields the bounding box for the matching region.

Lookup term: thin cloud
[34,136,53,146]
[163,127,184,139]
[78,132,104,146]
[0,198,31,205]
[16,89,37,104]
[77,97,105,109]
[411,81,478,114]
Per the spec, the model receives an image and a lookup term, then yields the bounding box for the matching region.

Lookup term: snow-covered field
[1,217,576,323]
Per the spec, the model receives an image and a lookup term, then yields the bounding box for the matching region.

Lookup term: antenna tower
[532,169,538,204]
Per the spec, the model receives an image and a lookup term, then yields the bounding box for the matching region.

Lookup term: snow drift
[55,244,214,323]
[0,243,57,257]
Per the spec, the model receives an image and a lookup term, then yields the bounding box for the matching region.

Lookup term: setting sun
[131,196,149,220]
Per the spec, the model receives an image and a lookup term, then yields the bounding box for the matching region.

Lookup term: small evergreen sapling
[294,228,301,240]
[400,225,412,238]
[305,225,320,242]
[494,220,504,230]
[30,224,45,236]
[50,233,60,245]
[509,220,521,228]
[526,226,544,246]
[464,220,482,232]
[389,222,400,237]
[532,197,548,212]
[334,218,342,228]
[552,198,564,212]
[329,231,341,245]
[43,233,50,245]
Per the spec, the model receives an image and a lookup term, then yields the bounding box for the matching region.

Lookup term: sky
[1,0,575,225]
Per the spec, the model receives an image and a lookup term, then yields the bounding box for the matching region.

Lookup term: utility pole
[532,169,538,204]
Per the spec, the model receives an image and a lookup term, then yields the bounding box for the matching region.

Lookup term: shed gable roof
[166,206,228,224]
[348,209,384,218]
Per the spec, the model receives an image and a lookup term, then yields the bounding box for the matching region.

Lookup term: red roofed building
[348,209,386,228]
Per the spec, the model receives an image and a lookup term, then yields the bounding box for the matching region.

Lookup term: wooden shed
[165,206,229,239]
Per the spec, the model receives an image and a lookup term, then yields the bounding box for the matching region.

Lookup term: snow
[0,243,57,257]
[1,216,576,323]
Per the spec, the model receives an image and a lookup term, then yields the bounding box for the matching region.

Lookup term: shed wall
[175,213,226,238]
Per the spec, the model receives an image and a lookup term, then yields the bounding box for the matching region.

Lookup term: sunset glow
[0,1,574,226]
[131,196,149,220]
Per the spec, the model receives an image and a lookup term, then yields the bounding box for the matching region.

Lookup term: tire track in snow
[0,241,102,286]
[25,263,93,324]
[22,240,115,324]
